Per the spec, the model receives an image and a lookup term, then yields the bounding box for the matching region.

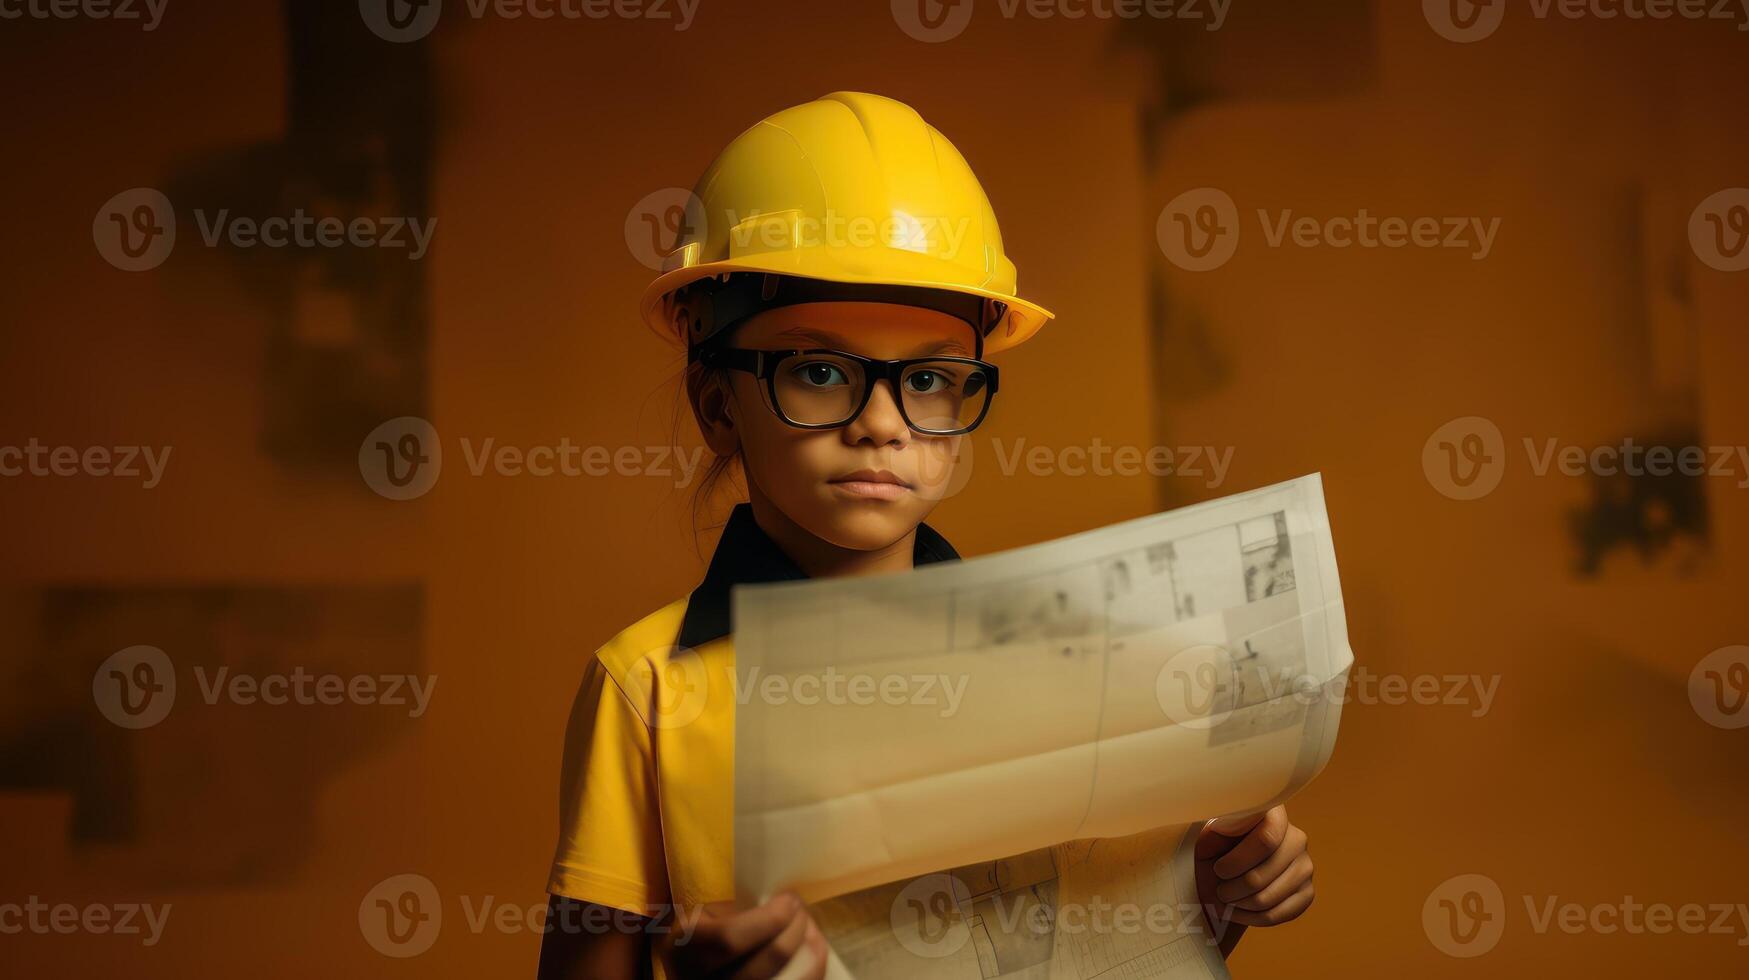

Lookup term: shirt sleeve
[547,655,670,916]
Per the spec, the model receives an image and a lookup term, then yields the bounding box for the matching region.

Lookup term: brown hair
[672,332,744,552]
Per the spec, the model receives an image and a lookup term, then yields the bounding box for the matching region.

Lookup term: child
[538,92,1314,980]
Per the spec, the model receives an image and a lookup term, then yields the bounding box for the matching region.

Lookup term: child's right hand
[659,891,829,980]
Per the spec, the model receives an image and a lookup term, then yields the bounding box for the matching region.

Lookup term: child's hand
[658,891,829,980]
[1194,805,1315,943]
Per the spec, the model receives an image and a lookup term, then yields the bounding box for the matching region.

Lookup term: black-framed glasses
[693,347,999,435]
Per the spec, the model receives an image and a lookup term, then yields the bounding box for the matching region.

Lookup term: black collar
[675,503,961,650]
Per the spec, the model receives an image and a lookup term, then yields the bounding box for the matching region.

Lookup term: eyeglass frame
[690,346,1000,435]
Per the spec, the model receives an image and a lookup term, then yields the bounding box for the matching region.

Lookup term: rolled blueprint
[733,474,1354,977]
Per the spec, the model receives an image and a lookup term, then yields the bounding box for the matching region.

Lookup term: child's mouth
[829,469,912,500]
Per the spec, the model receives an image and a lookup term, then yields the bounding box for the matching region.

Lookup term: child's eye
[792,361,851,388]
[905,370,950,395]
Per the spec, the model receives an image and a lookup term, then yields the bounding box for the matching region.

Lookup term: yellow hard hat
[641,91,1053,356]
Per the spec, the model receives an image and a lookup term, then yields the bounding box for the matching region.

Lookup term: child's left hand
[1194,805,1314,945]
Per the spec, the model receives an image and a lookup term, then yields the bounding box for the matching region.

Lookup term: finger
[1212,807,1292,880]
[1207,810,1268,838]
[1196,807,1269,861]
[683,893,800,972]
[1231,852,1313,912]
[1214,827,1307,904]
[660,903,713,954]
[1225,878,1315,928]
[726,906,812,980]
[770,939,825,980]
[657,904,709,962]
[765,916,829,980]
[801,918,831,980]
[1196,807,1273,863]
[804,915,830,962]
[1195,822,1246,862]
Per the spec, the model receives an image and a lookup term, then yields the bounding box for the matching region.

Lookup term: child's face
[712,301,979,553]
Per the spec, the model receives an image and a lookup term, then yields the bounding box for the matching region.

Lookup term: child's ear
[686,365,741,457]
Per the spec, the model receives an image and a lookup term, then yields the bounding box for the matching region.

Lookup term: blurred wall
[1,0,1746,976]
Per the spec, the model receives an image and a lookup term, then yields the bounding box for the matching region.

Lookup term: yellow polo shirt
[548,503,962,917]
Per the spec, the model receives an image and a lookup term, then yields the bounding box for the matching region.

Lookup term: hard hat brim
[641,247,1053,356]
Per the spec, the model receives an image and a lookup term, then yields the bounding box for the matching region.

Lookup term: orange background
[1,0,1747,975]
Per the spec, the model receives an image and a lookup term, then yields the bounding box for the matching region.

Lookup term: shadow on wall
[0,585,424,889]
[159,0,437,473]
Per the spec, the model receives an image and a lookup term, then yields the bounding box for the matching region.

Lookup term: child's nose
[844,380,910,447]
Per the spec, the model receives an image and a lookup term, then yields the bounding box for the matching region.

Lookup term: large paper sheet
[733,474,1353,978]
